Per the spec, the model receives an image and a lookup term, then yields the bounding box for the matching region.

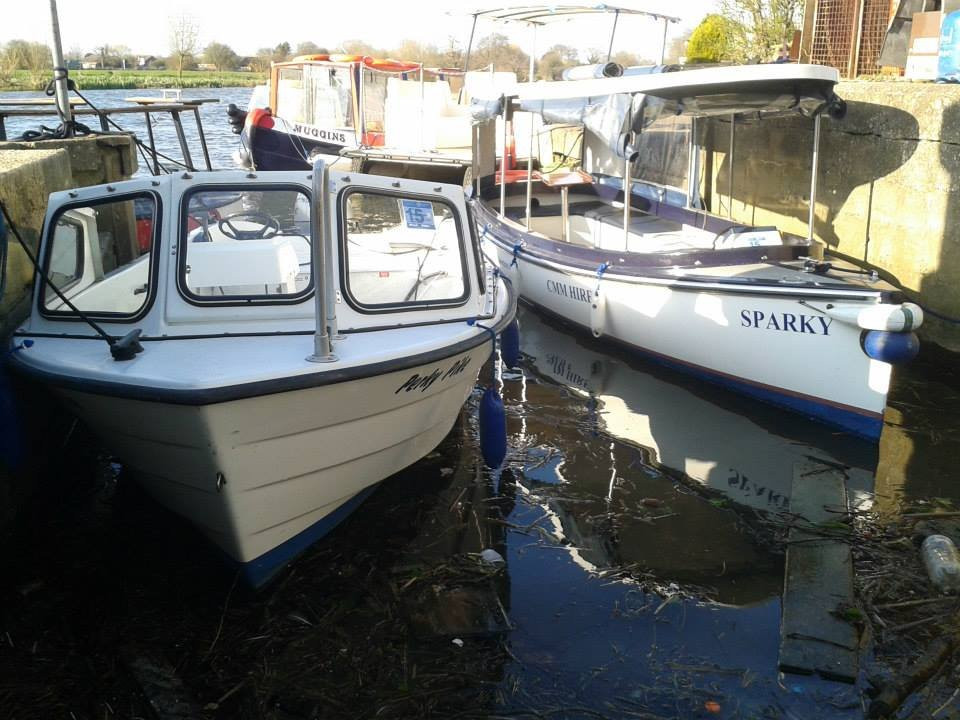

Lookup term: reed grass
[0,69,265,92]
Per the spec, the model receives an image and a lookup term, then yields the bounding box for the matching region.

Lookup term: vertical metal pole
[463,14,479,71]
[728,114,735,219]
[607,10,620,63]
[500,97,508,217]
[525,25,536,229]
[419,63,425,151]
[807,113,821,242]
[660,18,669,65]
[170,111,195,171]
[307,158,336,363]
[193,106,213,170]
[686,117,701,209]
[623,152,631,251]
[143,111,160,175]
[358,65,366,146]
[49,0,73,134]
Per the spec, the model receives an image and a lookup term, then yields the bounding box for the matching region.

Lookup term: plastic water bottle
[921,535,960,593]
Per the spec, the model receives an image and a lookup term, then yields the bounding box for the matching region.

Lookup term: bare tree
[719,0,803,63]
[169,14,200,82]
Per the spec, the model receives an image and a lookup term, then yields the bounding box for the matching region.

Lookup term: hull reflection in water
[507,306,877,605]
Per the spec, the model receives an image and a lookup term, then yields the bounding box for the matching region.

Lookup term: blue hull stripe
[239,485,380,587]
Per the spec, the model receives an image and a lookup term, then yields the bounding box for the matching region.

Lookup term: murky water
[2,93,960,717]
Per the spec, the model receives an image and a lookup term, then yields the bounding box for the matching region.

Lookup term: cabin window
[276,65,354,130]
[180,187,312,303]
[340,190,469,312]
[41,194,157,318]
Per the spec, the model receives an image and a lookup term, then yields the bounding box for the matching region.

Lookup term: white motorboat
[7,161,515,586]
[473,63,922,440]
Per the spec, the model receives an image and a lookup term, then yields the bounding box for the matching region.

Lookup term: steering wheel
[218,211,280,240]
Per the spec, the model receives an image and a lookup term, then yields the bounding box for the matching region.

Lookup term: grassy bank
[0,68,266,92]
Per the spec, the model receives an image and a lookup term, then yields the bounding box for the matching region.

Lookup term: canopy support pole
[463,14,478,71]
[808,112,821,242]
[728,114,735,219]
[607,10,620,63]
[525,25,536,229]
[307,158,336,363]
[660,18,669,64]
[686,117,701,209]
[500,97,508,218]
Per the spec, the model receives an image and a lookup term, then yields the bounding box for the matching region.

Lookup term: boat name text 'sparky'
[740,310,833,336]
[394,355,472,394]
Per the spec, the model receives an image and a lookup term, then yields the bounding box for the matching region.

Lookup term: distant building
[137,56,156,69]
[81,53,100,70]
[197,62,217,71]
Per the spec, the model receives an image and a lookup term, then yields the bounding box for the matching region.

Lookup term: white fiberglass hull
[53,341,489,585]
[486,239,893,439]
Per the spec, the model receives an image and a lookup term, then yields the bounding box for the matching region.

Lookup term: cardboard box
[904,10,943,79]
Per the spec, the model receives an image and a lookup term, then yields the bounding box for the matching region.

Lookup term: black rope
[0,201,117,349]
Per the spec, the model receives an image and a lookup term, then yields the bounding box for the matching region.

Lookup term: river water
[1,86,254,171]
[1,88,959,718]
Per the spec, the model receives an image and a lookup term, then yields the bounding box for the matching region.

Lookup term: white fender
[590,286,606,338]
[822,302,923,332]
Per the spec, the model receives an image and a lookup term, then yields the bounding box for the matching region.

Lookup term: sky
[4,1,720,59]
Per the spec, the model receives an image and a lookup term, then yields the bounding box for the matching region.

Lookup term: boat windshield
[41,193,157,318]
[276,64,354,129]
[340,190,469,311]
[180,187,312,303]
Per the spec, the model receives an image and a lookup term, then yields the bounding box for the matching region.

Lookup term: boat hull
[245,125,343,171]
[54,342,490,586]
[485,237,889,440]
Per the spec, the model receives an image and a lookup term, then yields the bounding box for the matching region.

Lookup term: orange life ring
[363,57,421,73]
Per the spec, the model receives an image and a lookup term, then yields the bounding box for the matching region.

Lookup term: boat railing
[0,96,218,174]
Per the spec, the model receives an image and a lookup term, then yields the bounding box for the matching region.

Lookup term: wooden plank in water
[779,460,859,682]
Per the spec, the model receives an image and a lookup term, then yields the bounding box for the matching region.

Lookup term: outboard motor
[226,103,247,135]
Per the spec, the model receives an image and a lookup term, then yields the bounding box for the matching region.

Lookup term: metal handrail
[307,157,337,363]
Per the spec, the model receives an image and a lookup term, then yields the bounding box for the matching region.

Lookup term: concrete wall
[0,135,136,544]
[699,81,960,351]
[0,135,137,336]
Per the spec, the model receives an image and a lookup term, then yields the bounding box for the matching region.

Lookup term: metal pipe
[193,106,213,171]
[660,17,669,65]
[420,63,425,151]
[49,0,73,135]
[728,114,735,219]
[623,151,631,251]
[686,117,700,209]
[170,111,195,171]
[807,112,821,241]
[143,111,160,175]
[463,14,479,71]
[308,158,336,363]
[500,97,508,217]
[525,25,536,229]
[607,9,620,63]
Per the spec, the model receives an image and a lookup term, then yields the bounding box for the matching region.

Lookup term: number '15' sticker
[401,199,435,230]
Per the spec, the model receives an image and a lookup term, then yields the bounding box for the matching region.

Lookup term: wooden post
[849,0,867,78]
[800,0,819,63]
